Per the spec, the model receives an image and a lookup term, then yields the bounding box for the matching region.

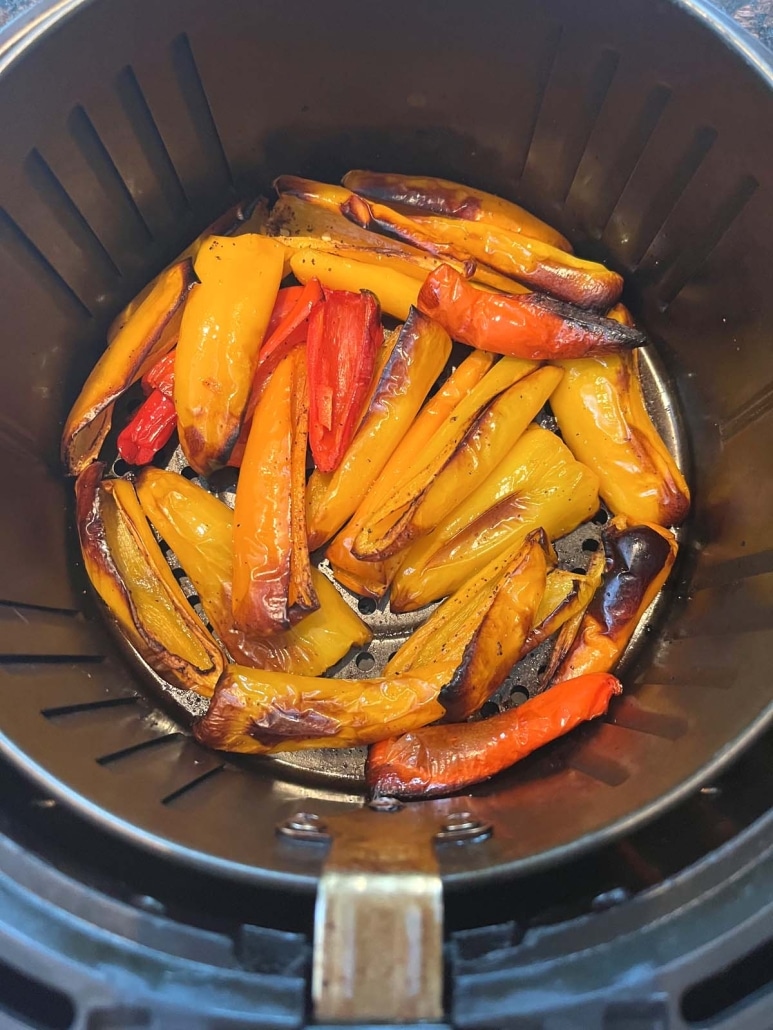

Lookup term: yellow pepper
[306,308,451,550]
[75,464,223,695]
[232,349,312,637]
[62,259,195,475]
[136,467,371,676]
[549,350,690,526]
[341,170,572,252]
[326,350,495,598]
[194,663,448,755]
[391,425,599,611]
[289,249,420,321]
[350,356,539,561]
[387,529,551,721]
[174,234,285,475]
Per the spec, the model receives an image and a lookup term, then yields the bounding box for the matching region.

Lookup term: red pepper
[306,289,381,472]
[141,349,176,397]
[117,389,177,466]
[417,264,647,360]
[366,671,622,798]
[226,281,324,469]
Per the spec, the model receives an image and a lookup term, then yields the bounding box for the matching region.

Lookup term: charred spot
[247,705,340,746]
[591,523,674,631]
[525,293,648,349]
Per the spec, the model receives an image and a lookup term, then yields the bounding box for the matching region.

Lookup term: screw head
[276,811,330,842]
[435,811,493,845]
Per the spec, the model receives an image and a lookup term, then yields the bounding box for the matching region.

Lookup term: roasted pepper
[521,551,605,660]
[174,234,285,475]
[194,663,448,755]
[306,309,451,550]
[418,265,646,360]
[307,289,382,472]
[136,467,370,675]
[341,170,572,252]
[75,464,223,695]
[394,364,565,542]
[391,425,599,612]
[62,259,195,475]
[350,356,539,561]
[549,351,690,526]
[274,180,531,293]
[326,350,495,598]
[116,388,177,466]
[552,515,678,683]
[344,193,621,309]
[141,349,176,396]
[269,192,526,295]
[287,355,318,620]
[233,349,312,636]
[366,672,622,799]
[388,529,551,721]
[289,249,420,321]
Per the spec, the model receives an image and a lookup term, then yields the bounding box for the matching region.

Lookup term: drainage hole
[355,652,376,672]
[358,597,377,615]
[581,538,600,552]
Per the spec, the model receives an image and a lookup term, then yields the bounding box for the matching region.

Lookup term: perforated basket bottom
[104,341,687,789]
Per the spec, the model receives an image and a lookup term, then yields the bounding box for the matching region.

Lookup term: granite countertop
[0,0,772,48]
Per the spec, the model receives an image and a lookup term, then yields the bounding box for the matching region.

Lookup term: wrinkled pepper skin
[136,468,370,675]
[521,553,605,659]
[549,352,690,527]
[343,194,620,309]
[388,530,550,722]
[174,234,285,475]
[307,289,381,473]
[287,356,318,620]
[62,259,195,475]
[408,364,565,537]
[341,170,572,251]
[553,516,677,683]
[289,249,419,321]
[306,309,451,550]
[366,672,622,799]
[418,265,646,360]
[350,355,538,562]
[194,663,448,755]
[391,425,599,612]
[116,388,177,466]
[326,350,495,598]
[75,464,223,695]
[269,193,525,295]
[232,350,306,637]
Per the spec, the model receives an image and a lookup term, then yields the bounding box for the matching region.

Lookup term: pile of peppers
[62,172,689,800]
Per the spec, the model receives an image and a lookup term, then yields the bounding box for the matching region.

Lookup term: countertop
[0,0,772,49]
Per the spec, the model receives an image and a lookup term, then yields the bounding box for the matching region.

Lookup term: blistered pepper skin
[552,515,678,682]
[550,352,690,527]
[366,672,622,799]
[341,171,572,251]
[194,663,448,755]
[418,265,646,361]
[174,234,285,475]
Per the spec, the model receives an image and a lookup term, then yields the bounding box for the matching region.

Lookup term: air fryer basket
[0,0,771,896]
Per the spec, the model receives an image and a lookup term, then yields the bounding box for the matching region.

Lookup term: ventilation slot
[0,957,74,1030]
[720,380,773,441]
[24,149,121,283]
[169,33,234,191]
[681,936,773,1024]
[658,174,758,308]
[114,65,189,215]
[511,21,564,182]
[0,207,92,320]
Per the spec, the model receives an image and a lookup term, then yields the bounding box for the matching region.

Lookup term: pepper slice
[136,468,370,675]
[306,309,451,550]
[366,672,622,799]
[552,515,678,683]
[306,288,382,473]
[341,170,572,252]
[326,350,495,598]
[141,349,176,397]
[117,388,177,466]
[174,234,285,475]
[232,349,310,636]
[418,265,646,360]
[194,663,448,755]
